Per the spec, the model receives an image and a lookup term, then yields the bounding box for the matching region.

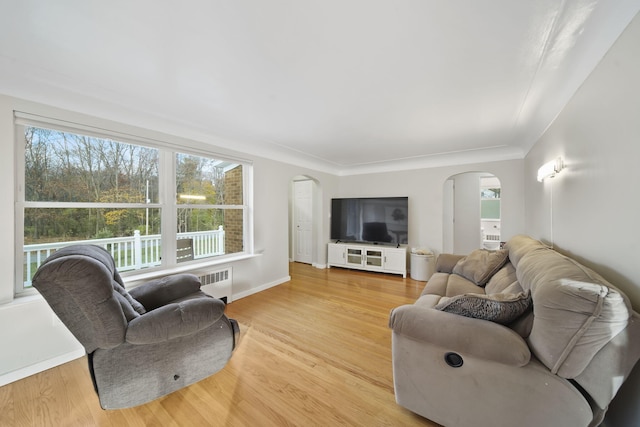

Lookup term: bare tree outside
[24,127,160,243]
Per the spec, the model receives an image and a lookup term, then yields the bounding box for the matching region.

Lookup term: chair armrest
[389,304,530,366]
[436,254,465,273]
[129,274,202,310]
[126,297,226,344]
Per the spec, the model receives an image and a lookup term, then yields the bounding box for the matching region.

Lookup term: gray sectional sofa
[389,234,640,427]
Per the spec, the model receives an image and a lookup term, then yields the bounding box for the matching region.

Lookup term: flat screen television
[331,197,408,245]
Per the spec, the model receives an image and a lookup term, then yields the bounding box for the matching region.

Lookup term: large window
[15,116,251,294]
[175,153,245,261]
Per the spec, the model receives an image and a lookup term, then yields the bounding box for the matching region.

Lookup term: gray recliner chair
[32,244,240,410]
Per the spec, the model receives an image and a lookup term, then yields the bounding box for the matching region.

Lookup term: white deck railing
[23,226,225,287]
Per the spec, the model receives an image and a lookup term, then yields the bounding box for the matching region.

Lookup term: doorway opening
[289,176,320,266]
[443,172,501,254]
[480,175,501,250]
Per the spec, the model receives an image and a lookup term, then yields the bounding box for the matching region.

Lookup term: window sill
[4,254,261,307]
[122,252,261,286]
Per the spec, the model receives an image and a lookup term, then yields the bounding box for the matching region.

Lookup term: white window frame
[14,112,254,295]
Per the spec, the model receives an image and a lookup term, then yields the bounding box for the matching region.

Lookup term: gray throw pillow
[452,249,509,286]
[435,291,532,325]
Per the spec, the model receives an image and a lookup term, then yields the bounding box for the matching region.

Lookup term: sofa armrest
[129,274,202,310]
[126,297,226,344]
[389,304,531,366]
[436,254,465,273]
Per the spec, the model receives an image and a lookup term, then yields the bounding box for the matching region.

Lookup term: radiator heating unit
[199,266,232,303]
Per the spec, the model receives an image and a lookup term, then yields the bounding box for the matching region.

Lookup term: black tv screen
[331,197,408,245]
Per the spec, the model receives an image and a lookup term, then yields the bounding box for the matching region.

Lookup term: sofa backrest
[505,235,632,379]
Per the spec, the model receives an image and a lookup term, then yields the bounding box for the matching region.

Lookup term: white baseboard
[0,348,85,387]
[232,276,291,301]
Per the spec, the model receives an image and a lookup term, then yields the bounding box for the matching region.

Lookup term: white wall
[525,14,640,307]
[337,160,525,257]
[524,13,640,427]
[452,172,482,254]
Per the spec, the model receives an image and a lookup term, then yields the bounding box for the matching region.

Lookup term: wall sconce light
[537,157,564,182]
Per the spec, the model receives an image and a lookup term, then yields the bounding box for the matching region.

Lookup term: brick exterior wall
[224,165,243,254]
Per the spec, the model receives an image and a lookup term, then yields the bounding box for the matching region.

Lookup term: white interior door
[293,180,313,264]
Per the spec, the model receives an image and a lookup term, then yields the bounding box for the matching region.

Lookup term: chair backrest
[32,245,144,353]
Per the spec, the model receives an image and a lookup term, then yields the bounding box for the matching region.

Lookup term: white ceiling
[1,1,638,175]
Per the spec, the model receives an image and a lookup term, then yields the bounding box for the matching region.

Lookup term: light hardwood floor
[0,262,440,426]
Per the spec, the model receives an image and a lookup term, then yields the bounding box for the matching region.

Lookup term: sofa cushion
[414,294,443,309]
[435,254,465,273]
[419,272,450,297]
[420,272,485,297]
[515,243,632,378]
[530,278,630,377]
[434,291,532,325]
[445,274,487,297]
[452,249,509,287]
[504,234,549,268]
[509,311,534,338]
[485,262,518,294]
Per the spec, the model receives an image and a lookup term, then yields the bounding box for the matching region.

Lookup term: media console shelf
[327,242,407,278]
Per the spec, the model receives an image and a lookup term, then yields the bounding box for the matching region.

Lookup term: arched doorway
[443,172,501,254]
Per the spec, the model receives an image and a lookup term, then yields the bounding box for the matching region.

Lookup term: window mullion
[23,201,162,209]
[160,150,177,265]
[14,124,26,295]
[244,160,254,255]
